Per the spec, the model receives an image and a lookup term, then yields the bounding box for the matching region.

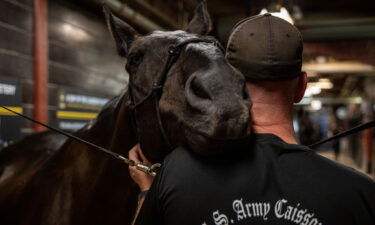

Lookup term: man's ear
[294,72,308,103]
[186,0,212,35]
[103,6,139,57]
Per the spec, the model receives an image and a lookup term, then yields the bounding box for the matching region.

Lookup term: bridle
[0,37,224,177]
[125,38,218,150]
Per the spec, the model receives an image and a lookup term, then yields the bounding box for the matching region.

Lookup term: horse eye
[128,53,143,67]
[191,78,210,100]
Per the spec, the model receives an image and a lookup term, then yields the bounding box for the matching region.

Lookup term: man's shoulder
[162,144,375,190]
[314,152,374,185]
[255,135,372,184]
[163,147,192,163]
[280,146,375,190]
[158,147,191,171]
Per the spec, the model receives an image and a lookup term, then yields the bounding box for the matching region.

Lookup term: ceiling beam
[297,17,375,28]
[302,61,375,74]
[304,40,375,66]
[299,24,375,41]
[93,0,164,31]
[134,0,179,29]
[297,97,362,105]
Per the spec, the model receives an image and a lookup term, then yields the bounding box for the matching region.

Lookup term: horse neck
[50,92,137,177]
[108,93,138,154]
[75,92,139,224]
[79,91,137,166]
[19,93,139,225]
[56,91,138,200]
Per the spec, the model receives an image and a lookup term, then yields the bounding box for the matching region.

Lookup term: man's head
[226,13,303,81]
[226,14,307,142]
[226,13,307,109]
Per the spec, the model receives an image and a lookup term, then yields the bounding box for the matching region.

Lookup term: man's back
[136,133,375,225]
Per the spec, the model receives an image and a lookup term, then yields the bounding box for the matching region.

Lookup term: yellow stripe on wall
[0,106,23,116]
[56,111,98,120]
[66,102,102,111]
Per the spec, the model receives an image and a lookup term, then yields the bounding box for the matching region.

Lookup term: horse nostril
[190,77,211,100]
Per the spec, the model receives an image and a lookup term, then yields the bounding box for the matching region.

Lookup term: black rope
[0,106,131,164]
[308,120,375,148]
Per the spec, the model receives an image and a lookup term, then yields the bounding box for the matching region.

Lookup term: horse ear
[103,6,139,57]
[186,0,212,35]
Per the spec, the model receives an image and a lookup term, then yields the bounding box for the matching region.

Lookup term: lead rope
[3,104,375,174]
[308,119,375,148]
[0,106,161,176]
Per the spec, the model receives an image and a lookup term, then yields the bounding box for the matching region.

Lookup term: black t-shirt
[135,133,375,225]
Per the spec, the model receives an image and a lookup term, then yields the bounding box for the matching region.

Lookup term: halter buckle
[152,83,163,94]
[168,45,180,56]
[126,101,135,110]
[135,163,161,176]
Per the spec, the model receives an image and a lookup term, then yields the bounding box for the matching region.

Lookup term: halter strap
[128,38,214,108]
[127,38,215,149]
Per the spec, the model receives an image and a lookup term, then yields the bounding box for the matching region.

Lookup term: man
[129,14,375,225]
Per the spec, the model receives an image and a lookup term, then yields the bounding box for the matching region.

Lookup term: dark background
[0,0,126,138]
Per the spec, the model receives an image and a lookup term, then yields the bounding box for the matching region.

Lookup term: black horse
[0,2,251,225]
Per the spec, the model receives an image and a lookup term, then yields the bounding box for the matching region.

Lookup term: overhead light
[318,78,330,82]
[311,100,322,110]
[318,78,334,89]
[302,61,375,74]
[61,23,90,41]
[319,82,333,89]
[306,84,322,93]
[316,56,327,64]
[319,78,333,88]
[304,85,321,97]
[298,97,362,105]
[259,7,294,24]
[304,88,312,97]
[336,107,347,120]
[310,85,321,94]
[309,80,334,90]
[307,71,318,77]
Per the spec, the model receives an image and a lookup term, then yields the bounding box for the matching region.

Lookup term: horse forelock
[137,30,204,47]
[150,30,190,38]
[135,31,223,60]
[186,41,224,59]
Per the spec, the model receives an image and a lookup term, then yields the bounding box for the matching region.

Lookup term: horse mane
[97,94,123,121]
[77,91,126,137]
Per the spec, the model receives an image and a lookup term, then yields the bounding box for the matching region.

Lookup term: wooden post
[33,0,48,131]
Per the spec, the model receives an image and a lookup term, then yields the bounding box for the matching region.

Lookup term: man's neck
[251,102,297,144]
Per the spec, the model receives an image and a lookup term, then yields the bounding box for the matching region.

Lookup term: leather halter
[126,38,216,149]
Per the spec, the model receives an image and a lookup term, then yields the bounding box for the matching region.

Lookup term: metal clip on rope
[135,163,162,177]
[113,154,161,176]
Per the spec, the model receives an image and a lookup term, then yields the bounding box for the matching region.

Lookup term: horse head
[104,1,252,162]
